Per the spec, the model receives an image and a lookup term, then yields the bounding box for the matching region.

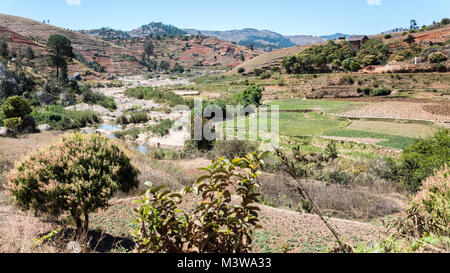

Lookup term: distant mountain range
[184,28,350,51]
[79,23,351,52]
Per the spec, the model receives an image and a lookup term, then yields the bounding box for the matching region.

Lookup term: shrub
[32,105,100,130]
[171,63,184,74]
[125,87,186,107]
[283,41,355,74]
[8,133,140,236]
[372,87,391,96]
[209,140,258,160]
[146,119,174,137]
[357,39,390,65]
[1,96,32,132]
[128,112,149,124]
[395,130,450,192]
[236,85,264,107]
[3,117,22,132]
[428,52,448,64]
[81,89,117,110]
[342,58,361,72]
[2,96,32,119]
[253,68,263,76]
[325,141,338,160]
[132,152,265,253]
[237,67,245,74]
[384,34,392,39]
[357,87,391,97]
[437,63,447,72]
[409,166,449,236]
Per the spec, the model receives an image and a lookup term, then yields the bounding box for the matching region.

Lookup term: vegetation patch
[322,128,416,149]
[32,105,101,130]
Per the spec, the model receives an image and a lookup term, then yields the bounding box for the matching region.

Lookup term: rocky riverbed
[72,76,193,150]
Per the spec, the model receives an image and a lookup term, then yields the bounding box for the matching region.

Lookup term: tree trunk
[83,212,89,233]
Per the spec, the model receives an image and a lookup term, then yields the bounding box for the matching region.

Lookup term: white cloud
[366,0,381,6]
[67,0,81,6]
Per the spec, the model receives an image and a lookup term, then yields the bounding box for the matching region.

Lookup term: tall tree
[144,40,155,56]
[46,34,75,82]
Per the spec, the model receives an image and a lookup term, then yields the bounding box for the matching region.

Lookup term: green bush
[395,130,450,192]
[384,34,392,39]
[437,63,447,72]
[171,63,184,73]
[342,58,361,72]
[32,105,100,130]
[1,96,32,132]
[235,85,264,107]
[357,87,391,97]
[82,89,117,110]
[409,166,449,236]
[428,52,448,64]
[3,117,22,132]
[132,152,265,253]
[282,40,355,74]
[2,96,32,119]
[8,133,140,235]
[356,39,390,65]
[125,87,186,107]
[146,119,174,137]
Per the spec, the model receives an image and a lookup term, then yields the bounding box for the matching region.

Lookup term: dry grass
[257,173,405,221]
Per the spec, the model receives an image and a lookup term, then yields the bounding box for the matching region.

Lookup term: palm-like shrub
[8,133,140,236]
[132,152,266,253]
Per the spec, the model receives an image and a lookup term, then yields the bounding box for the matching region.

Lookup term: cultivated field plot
[345,120,436,138]
[223,99,441,150]
[268,99,366,114]
[339,101,450,123]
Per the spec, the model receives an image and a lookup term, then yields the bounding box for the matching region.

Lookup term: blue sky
[0,0,449,36]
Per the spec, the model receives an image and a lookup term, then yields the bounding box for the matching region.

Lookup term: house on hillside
[347,35,369,51]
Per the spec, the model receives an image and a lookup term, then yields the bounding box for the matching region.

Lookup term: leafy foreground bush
[132,152,266,253]
[8,133,140,236]
[356,166,450,253]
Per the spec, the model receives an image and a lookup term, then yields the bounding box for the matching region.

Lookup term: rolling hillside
[0,14,261,77]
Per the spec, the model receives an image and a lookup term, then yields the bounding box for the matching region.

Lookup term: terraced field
[222,99,442,150]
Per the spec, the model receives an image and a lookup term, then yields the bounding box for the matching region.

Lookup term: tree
[144,40,155,56]
[159,60,170,72]
[46,34,75,82]
[410,19,418,30]
[0,36,8,60]
[171,62,184,73]
[237,85,264,107]
[26,46,35,60]
[9,133,140,236]
[342,58,361,72]
[404,35,416,45]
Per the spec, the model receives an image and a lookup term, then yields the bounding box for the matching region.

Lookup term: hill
[184,28,350,51]
[0,14,261,77]
[230,23,450,75]
[0,13,144,75]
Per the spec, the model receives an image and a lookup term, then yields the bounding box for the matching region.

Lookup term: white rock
[38,124,52,131]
